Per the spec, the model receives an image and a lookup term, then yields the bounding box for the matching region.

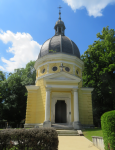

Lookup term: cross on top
[58,6,62,12]
[59,63,66,71]
[58,5,62,20]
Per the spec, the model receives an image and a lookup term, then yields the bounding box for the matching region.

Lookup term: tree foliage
[0,61,36,127]
[81,26,115,126]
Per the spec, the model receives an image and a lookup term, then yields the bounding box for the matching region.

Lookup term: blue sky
[0,0,115,73]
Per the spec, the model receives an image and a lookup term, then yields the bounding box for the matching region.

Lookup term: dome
[38,35,80,59]
[38,10,80,59]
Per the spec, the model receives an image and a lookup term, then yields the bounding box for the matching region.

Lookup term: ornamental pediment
[44,71,81,83]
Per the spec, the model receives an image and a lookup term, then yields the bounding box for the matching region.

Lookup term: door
[55,100,66,123]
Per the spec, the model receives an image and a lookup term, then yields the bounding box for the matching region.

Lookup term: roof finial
[58,5,62,20]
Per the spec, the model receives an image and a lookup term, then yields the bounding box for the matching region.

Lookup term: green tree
[0,71,6,82]
[81,26,115,127]
[14,60,36,86]
[0,71,6,120]
[0,60,36,127]
[0,73,27,125]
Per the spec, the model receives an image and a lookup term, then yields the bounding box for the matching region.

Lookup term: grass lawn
[82,127,103,142]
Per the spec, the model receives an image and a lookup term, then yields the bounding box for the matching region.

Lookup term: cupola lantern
[54,6,66,36]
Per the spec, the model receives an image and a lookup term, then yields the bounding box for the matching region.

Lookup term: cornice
[44,79,78,83]
[46,85,78,89]
[72,87,79,92]
[25,85,39,91]
[81,87,94,92]
[45,87,51,91]
[34,53,84,70]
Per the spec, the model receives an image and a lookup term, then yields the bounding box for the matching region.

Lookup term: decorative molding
[82,93,92,94]
[46,85,78,89]
[52,92,71,99]
[72,87,79,92]
[28,91,38,93]
[53,97,69,99]
[34,53,84,70]
[45,87,51,91]
[81,88,94,91]
[44,79,78,83]
[25,85,39,91]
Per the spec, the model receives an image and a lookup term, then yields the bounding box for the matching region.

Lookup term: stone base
[43,121,51,128]
[73,121,82,130]
[24,123,43,128]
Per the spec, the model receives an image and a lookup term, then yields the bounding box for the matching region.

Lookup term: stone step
[56,130,78,133]
[56,130,80,136]
[51,126,73,129]
[51,123,73,130]
[58,134,80,136]
[52,128,73,130]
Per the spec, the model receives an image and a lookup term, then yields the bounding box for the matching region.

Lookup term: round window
[76,70,78,74]
[65,67,70,72]
[42,68,45,73]
[52,66,57,71]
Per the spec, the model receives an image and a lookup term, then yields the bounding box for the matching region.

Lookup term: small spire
[58,6,62,20]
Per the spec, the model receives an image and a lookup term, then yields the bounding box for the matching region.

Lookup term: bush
[101,110,115,150]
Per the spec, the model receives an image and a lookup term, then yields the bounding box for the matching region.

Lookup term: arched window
[59,28,61,33]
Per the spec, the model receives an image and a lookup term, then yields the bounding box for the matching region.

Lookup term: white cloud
[0,30,42,72]
[63,0,115,17]
[0,66,5,71]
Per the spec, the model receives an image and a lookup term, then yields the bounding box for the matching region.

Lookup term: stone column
[72,88,82,129]
[43,87,51,127]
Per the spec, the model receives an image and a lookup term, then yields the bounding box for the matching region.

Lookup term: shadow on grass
[82,127,102,132]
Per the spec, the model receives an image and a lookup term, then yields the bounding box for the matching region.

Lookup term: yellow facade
[25,54,94,128]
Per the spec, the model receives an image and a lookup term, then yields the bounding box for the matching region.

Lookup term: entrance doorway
[55,100,66,123]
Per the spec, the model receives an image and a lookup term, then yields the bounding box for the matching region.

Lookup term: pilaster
[25,85,39,125]
[47,64,49,73]
[73,65,75,75]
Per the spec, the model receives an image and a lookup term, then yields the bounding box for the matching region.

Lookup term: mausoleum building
[24,11,94,129]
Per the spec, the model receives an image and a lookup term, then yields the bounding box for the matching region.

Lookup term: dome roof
[38,35,80,59]
[38,10,80,59]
